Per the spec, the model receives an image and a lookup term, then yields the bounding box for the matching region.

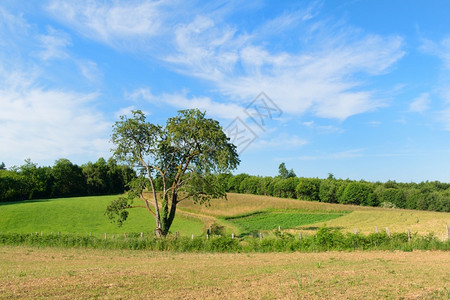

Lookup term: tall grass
[1,226,448,252]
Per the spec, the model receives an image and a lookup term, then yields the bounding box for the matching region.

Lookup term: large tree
[106,109,239,237]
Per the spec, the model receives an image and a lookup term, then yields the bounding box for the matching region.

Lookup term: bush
[296,178,321,201]
[340,182,372,205]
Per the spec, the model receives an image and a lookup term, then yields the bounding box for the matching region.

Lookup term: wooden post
[175,232,179,239]
[124,233,127,239]
[232,233,235,239]
[354,228,357,235]
[104,233,107,240]
[259,232,263,240]
[278,226,281,232]
[206,234,209,240]
[58,232,60,236]
[447,225,449,241]
[140,232,143,239]
[385,227,390,237]
[191,234,194,240]
[408,229,411,242]
[375,226,378,233]
[299,232,302,240]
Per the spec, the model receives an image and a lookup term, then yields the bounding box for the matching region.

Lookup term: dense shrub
[340,182,373,205]
[296,178,321,201]
[1,229,447,252]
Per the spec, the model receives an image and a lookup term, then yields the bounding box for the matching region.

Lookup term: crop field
[224,210,344,233]
[0,245,449,299]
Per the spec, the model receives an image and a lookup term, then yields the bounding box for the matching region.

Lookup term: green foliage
[296,178,321,201]
[0,158,134,202]
[108,109,239,236]
[381,188,406,208]
[278,162,296,179]
[1,227,447,253]
[319,178,337,203]
[340,181,373,205]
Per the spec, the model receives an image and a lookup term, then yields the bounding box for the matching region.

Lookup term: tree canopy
[106,109,240,237]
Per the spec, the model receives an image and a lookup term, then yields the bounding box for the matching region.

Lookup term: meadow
[1,193,449,240]
[0,193,449,299]
[0,245,449,299]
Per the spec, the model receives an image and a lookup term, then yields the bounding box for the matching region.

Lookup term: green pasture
[0,195,204,236]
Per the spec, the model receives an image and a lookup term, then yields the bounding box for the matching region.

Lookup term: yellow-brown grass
[1,245,448,299]
[178,193,450,238]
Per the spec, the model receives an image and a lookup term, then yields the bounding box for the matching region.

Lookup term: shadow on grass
[298,226,344,231]
[0,199,52,206]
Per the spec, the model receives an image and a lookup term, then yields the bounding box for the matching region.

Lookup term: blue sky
[1,1,450,182]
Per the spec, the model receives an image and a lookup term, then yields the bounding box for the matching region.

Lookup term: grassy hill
[1,193,449,239]
[0,195,204,236]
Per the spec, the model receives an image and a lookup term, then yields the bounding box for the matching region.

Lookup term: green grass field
[0,195,204,236]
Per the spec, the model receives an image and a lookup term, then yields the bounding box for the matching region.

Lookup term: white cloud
[249,134,308,151]
[409,93,430,113]
[167,17,404,120]
[0,76,110,166]
[37,27,71,60]
[421,37,450,70]
[77,60,102,82]
[46,1,405,121]
[46,0,169,49]
[129,87,247,120]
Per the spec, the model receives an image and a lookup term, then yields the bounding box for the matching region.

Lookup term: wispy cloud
[0,73,110,165]
[46,0,173,49]
[0,6,111,166]
[37,27,71,60]
[46,1,405,121]
[409,93,430,113]
[128,87,247,120]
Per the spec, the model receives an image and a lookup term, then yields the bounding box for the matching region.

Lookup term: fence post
[206,234,209,240]
[375,226,378,233]
[104,233,107,240]
[447,225,449,241]
[191,234,194,240]
[299,232,302,240]
[259,232,263,240]
[124,233,127,239]
[232,233,235,239]
[58,232,60,236]
[140,232,143,239]
[385,227,390,237]
[278,226,281,232]
[354,228,357,235]
[408,229,411,242]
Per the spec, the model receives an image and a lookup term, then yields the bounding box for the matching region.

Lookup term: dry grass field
[179,193,450,238]
[0,245,449,299]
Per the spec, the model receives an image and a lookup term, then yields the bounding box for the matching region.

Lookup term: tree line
[218,164,450,213]
[0,158,135,202]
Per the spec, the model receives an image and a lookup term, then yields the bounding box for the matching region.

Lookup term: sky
[1,1,450,183]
